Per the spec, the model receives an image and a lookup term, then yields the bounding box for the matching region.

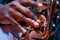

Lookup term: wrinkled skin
[0,0,48,40]
[0,1,40,35]
[0,0,47,34]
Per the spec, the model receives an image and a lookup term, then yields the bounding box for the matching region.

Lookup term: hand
[0,1,27,34]
[0,1,40,34]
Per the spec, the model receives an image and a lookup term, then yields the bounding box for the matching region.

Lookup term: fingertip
[33,22,39,28]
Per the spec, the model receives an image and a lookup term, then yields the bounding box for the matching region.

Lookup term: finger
[6,1,38,20]
[4,10,27,34]
[39,15,47,27]
[15,0,38,7]
[7,7,39,28]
